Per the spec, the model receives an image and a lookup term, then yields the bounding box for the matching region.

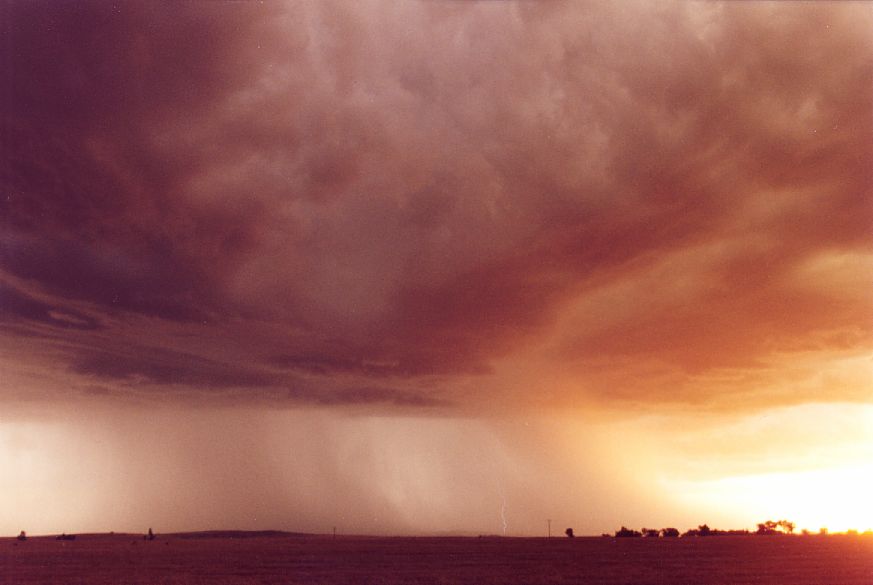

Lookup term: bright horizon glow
[659,403,873,534]
[668,463,873,534]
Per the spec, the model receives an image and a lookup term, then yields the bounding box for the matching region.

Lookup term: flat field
[2,533,871,584]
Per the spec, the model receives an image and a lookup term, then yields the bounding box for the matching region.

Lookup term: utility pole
[548,519,551,539]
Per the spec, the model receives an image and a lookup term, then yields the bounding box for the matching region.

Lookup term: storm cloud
[2,0,871,413]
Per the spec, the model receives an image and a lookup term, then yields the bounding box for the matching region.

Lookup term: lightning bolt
[500,494,508,536]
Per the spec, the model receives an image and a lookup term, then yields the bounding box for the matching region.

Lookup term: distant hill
[169,530,315,539]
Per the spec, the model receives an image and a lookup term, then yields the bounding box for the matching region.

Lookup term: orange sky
[1,0,871,536]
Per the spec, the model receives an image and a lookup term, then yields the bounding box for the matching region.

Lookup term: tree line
[592,519,799,538]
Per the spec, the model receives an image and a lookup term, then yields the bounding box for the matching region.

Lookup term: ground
[2,533,871,584]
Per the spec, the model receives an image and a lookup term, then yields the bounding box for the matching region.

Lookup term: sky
[1,0,872,537]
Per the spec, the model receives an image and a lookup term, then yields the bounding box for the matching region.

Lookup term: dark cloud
[271,352,402,377]
[1,232,210,322]
[285,385,447,408]
[0,283,101,331]
[2,1,279,323]
[1,1,871,411]
[70,346,277,389]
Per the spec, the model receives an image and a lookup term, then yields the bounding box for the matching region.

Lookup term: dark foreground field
[2,533,872,584]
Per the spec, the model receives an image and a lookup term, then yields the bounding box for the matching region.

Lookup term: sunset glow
[1,0,871,538]
[659,404,873,534]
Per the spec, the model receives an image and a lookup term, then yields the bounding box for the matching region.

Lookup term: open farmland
[2,533,871,585]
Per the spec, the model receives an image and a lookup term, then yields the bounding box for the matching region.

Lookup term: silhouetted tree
[17,531,26,541]
[615,526,642,538]
[146,528,156,541]
[661,528,680,538]
[756,520,795,535]
[565,528,575,538]
[642,528,660,538]
[697,524,711,537]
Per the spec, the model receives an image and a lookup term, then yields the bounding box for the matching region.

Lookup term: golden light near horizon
[673,463,873,534]
[659,403,873,534]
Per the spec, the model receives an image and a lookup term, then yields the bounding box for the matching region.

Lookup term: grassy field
[2,533,871,584]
